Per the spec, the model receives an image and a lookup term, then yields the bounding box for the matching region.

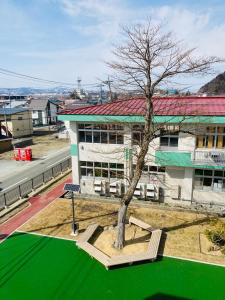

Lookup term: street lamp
[63,183,80,236]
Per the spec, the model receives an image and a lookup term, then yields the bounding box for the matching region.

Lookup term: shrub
[205,220,225,249]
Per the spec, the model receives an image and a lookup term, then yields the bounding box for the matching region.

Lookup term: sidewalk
[0,176,72,242]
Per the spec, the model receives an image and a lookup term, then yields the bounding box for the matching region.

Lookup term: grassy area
[0,232,225,300]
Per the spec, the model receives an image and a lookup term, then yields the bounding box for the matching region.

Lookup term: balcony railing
[193,150,225,165]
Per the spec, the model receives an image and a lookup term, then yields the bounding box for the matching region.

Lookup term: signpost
[63,183,80,236]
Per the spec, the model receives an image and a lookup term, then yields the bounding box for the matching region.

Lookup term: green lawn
[0,232,225,300]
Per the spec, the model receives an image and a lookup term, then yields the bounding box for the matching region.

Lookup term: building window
[133,164,165,174]
[160,129,179,147]
[194,169,225,192]
[18,116,23,120]
[132,125,144,145]
[196,126,225,149]
[80,161,124,179]
[78,123,124,144]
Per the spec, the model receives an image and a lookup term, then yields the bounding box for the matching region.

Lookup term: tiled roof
[0,107,29,115]
[59,96,225,117]
[29,98,49,111]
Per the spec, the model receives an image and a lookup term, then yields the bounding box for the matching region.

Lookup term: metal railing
[193,150,225,165]
[0,157,71,211]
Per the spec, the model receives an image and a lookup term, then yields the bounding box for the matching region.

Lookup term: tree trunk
[114,203,128,249]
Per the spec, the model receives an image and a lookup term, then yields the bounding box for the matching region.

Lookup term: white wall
[178,132,196,151]
[193,190,225,204]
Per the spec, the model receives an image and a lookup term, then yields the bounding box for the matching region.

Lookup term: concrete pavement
[0,147,70,191]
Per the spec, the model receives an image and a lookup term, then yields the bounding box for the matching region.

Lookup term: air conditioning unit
[109,181,122,197]
[146,183,159,200]
[170,185,181,200]
[134,183,145,199]
[94,180,105,195]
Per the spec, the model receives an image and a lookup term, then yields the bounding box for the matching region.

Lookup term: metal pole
[71,192,76,234]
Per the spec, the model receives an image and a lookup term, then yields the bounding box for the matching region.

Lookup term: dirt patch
[19,199,225,265]
[94,225,150,256]
[0,134,69,160]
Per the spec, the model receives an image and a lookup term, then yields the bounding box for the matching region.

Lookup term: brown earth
[19,199,225,265]
[0,134,69,160]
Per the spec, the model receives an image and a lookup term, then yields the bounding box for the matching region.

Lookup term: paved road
[0,147,70,191]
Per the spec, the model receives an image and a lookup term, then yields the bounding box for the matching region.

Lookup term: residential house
[29,98,59,126]
[58,96,225,208]
[0,107,33,138]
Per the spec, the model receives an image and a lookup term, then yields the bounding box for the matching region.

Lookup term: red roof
[60,96,225,116]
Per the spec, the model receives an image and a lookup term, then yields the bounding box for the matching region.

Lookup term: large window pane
[195,169,203,176]
[160,137,169,146]
[102,169,109,178]
[93,132,101,143]
[79,131,85,142]
[117,171,124,178]
[203,177,212,188]
[170,137,178,147]
[133,132,140,145]
[117,164,124,169]
[117,134,124,144]
[80,168,86,176]
[110,170,117,178]
[109,132,116,144]
[94,169,102,177]
[101,132,108,143]
[86,168,93,176]
[94,162,101,168]
[102,162,108,168]
[85,132,92,143]
[204,170,213,177]
[214,170,223,177]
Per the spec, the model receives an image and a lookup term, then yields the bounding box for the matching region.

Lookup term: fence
[0,157,71,211]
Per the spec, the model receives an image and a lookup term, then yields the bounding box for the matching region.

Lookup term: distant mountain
[199,72,225,95]
[0,86,72,96]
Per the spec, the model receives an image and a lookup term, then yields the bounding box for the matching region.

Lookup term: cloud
[1,0,225,89]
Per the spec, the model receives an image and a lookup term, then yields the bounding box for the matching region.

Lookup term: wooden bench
[148,229,162,259]
[77,224,99,245]
[79,242,110,266]
[108,252,153,267]
[129,216,153,231]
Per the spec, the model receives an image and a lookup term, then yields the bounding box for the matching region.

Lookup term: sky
[0,0,225,90]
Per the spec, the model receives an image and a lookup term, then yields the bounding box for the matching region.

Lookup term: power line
[0,67,100,88]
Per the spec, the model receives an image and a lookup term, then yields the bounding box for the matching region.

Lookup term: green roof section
[58,114,225,124]
[155,150,225,169]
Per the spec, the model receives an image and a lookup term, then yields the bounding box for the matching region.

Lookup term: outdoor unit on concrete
[94,180,105,195]
[146,183,158,200]
[134,183,145,199]
[109,181,122,197]
[170,185,181,200]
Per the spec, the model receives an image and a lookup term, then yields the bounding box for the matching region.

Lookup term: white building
[29,98,59,126]
[58,96,225,208]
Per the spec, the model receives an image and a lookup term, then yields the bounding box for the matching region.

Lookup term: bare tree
[107,20,222,249]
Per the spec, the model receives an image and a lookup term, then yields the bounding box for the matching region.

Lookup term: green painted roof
[155,150,225,169]
[58,114,225,124]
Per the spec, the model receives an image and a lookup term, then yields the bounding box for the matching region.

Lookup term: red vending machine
[20,148,26,161]
[25,147,32,161]
[14,148,21,161]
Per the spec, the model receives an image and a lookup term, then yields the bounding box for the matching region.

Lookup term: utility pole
[98,84,104,104]
[103,76,113,102]
[3,98,9,137]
